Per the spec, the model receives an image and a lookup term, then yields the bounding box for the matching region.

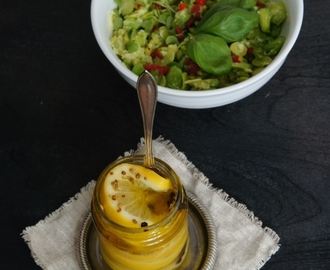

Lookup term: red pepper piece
[152,25,159,31]
[232,55,241,63]
[246,47,254,61]
[256,1,266,7]
[195,0,206,6]
[151,49,164,60]
[185,17,196,28]
[191,5,201,18]
[178,2,188,11]
[184,59,201,75]
[247,47,254,56]
[176,25,185,41]
[161,66,170,76]
[191,5,200,13]
[143,64,169,77]
[154,3,164,9]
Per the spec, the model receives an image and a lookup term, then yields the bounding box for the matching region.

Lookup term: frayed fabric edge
[252,240,281,270]
[137,136,281,250]
[20,231,46,270]
[21,181,96,269]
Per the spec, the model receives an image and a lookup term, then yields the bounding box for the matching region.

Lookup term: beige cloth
[22,137,280,269]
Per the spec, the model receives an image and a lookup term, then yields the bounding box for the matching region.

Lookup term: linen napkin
[22,137,280,270]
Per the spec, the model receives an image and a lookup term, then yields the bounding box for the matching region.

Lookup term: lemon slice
[100,163,175,228]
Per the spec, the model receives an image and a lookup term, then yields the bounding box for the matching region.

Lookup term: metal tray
[78,192,217,270]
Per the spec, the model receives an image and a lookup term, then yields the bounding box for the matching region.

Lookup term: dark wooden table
[1,0,329,269]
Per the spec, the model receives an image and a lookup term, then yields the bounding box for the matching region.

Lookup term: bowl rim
[91,0,304,98]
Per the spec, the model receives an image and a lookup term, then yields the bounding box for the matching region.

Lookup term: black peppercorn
[141,222,148,227]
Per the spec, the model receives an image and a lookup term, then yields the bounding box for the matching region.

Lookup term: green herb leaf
[215,0,257,9]
[197,0,256,25]
[194,8,259,43]
[186,34,232,75]
[239,0,257,9]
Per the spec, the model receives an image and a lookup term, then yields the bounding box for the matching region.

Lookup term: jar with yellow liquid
[91,155,189,270]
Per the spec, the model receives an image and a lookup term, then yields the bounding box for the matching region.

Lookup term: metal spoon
[137,70,158,168]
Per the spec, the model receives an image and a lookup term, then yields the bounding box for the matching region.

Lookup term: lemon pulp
[100,163,175,228]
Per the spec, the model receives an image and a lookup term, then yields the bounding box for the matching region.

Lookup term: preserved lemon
[92,156,189,270]
[100,163,174,227]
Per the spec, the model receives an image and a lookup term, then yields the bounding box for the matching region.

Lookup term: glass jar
[91,155,189,270]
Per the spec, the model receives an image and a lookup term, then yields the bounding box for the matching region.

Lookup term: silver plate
[78,192,217,270]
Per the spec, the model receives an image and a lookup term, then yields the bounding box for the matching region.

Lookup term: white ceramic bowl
[91,0,304,109]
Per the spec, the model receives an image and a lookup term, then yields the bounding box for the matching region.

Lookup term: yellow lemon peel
[100,163,174,227]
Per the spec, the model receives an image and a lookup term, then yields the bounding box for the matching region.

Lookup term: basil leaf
[239,0,257,9]
[195,8,259,43]
[214,0,257,9]
[196,2,232,26]
[186,34,232,75]
[198,0,257,24]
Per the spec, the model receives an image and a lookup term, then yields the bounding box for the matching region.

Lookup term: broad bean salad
[110,0,287,90]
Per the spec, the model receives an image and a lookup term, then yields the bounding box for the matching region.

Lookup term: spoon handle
[137,71,158,167]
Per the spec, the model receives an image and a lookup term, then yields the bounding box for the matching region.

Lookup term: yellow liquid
[98,210,189,270]
[92,158,189,270]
